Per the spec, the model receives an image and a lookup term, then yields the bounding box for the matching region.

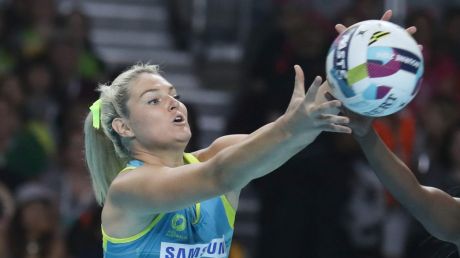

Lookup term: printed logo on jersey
[160,236,227,258]
[368,31,390,45]
[171,214,186,231]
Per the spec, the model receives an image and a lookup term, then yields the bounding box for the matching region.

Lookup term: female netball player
[84,64,351,257]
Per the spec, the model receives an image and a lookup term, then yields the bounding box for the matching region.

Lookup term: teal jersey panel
[102,154,235,258]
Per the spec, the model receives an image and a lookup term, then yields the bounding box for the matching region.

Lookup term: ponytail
[84,113,126,206]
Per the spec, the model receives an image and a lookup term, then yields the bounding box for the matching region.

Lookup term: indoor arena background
[0,0,459,257]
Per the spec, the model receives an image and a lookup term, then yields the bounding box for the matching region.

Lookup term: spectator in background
[2,109,51,190]
[167,0,192,50]
[22,61,59,151]
[0,1,107,257]
[41,127,95,230]
[39,101,95,232]
[15,0,60,61]
[0,73,26,111]
[63,10,105,81]
[438,122,460,191]
[8,183,67,258]
[0,8,18,76]
[335,0,384,29]
[0,97,29,191]
[48,35,99,108]
[440,7,460,103]
[415,97,460,177]
[408,7,460,112]
[66,203,102,258]
[404,8,438,111]
[0,182,14,258]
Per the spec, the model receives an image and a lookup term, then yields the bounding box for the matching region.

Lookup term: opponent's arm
[354,118,460,243]
[336,8,460,243]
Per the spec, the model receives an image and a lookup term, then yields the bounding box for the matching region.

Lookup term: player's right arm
[108,66,351,215]
[353,116,460,243]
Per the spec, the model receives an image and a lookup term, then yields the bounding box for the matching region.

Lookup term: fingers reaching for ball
[380,10,393,22]
[406,26,417,35]
[335,24,347,34]
[334,9,420,41]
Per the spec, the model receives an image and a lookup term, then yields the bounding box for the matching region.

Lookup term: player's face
[126,73,191,150]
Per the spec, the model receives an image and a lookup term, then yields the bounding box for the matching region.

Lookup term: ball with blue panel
[325,20,424,117]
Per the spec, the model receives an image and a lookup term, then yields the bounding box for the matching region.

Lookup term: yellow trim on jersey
[192,202,201,224]
[119,166,136,174]
[183,152,200,163]
[103,238,107,251]
[183,153,236,228]
[220,195,236,229]
[102,213,165,244]
[183,153,202,224]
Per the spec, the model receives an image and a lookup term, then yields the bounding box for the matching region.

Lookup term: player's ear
[112,118,135,137]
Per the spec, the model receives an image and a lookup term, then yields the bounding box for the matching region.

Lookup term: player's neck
[132,149,185,168]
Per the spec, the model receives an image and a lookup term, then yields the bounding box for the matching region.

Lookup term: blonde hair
[84,63,160,205]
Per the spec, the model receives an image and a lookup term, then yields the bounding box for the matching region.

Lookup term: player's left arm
[193,134,247,162]
[192,122,276,210]
[193,79,334,162]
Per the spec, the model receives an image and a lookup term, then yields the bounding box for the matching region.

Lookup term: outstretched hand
[280,65,351,139]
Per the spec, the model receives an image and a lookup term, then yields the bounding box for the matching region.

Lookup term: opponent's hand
[324,92,373,138]
[335,10,422,50]
[335,10,416,34]
[280,65,351,138]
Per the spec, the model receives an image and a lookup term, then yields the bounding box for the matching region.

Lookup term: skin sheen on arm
[109,116,299,215]
[357,129,460,244]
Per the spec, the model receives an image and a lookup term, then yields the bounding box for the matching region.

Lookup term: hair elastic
[89,99,102,129]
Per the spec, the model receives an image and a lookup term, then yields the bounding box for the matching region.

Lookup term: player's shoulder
[109,164,164,195]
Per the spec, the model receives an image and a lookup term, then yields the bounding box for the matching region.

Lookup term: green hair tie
[89,99,102,129]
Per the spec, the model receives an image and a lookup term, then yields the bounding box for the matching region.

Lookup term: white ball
[325,20,424,117]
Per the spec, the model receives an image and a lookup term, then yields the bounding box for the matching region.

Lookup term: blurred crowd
[0,0,458,257]
[0,0,105,257]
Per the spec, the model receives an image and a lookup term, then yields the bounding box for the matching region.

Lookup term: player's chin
[178,126,192,140]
